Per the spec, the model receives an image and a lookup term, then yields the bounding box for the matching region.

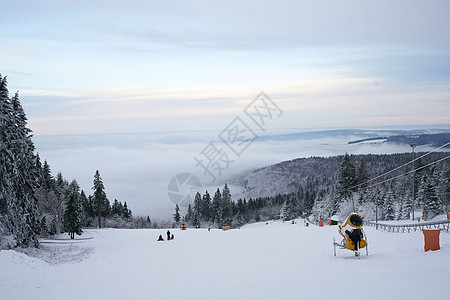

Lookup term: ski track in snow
[0,220,449,300]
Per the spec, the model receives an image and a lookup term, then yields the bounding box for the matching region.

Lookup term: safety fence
[366,220,450,233]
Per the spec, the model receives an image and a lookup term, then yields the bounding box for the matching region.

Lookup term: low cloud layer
[33,130,442,219]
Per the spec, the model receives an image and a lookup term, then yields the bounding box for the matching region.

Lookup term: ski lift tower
[410,144,416,221]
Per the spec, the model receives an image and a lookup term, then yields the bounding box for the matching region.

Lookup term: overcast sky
[1,0,450,135]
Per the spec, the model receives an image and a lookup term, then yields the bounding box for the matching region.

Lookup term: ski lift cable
[352,140,450,190]
[368,154,450,188]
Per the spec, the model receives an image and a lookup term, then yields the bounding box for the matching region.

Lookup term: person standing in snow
[167,230,171,241]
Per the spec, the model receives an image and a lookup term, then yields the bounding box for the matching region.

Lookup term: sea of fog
[33,130,438,219]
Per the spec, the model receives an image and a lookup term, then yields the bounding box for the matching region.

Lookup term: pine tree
[63,180,84,239]
[236,198,244,214]
[303,190,315,214]
[236,211,244,227]
[417,173,429,208]
[423,180,442,220]
[173,204,181,223]
[357,189,368,206]
[193,192,202,220]
[79,190,91,226]
[336,153,357,205]
[356,157,369,190]
[254,212,261,222]
[288,194,299,219]
[221,184,233,227]
[41,160,54,190]
[201,191,211,221]
[383,188,396,221]
[311,194,330,221]
[93,170,107,228]
[414,158,426,206]
[280,200,289,220]
[81,194,96,227]
[400,191,412,220]
[35,159,56,234]
[122,201,131,219]
[111,199,121,216]
[192,213,200,228]
[211,188,221,226]
[186,204,193,225]
[52,172,68,234]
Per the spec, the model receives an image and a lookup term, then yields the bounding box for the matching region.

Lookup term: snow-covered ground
[1,220,449,300]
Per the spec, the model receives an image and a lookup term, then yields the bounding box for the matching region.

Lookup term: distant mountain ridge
[348,132,450,147]
[386,133,450,147]
[258,128,450,142]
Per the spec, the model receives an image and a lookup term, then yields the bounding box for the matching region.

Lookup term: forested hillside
[231,152,449,199]
[196,151,450,227]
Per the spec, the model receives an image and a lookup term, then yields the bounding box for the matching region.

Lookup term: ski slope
[1,220,449,300]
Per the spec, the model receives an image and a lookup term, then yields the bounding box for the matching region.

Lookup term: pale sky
[2,0,450,135]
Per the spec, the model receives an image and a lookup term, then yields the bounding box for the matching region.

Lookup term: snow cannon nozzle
[347,213,364,229]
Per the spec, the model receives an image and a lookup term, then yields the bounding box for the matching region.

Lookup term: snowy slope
[1,222,449,300]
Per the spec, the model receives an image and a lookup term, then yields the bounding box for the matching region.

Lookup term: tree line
[173,183,300,228]
[0,74,148,249]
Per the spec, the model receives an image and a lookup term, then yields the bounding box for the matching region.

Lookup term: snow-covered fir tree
[63,180,84,239]
[235,211,244,227]
[211,188,221,226]
[221,184,233,227]
[356,157,369,190]
[173,204,181,223]
[303,189,315,215]
[382,187,396,221]
[193,192,202,219]
[280,201,289,220]
[122,201,131,218]
[311,195,329,221]
[192,213,200,228]
[422,178,442,220]
[92,170,107,228]
[336,153,357,209]
[400,191,412,220]
[201,190,211,221]
[288,195,299,219]
[186,204,193,225]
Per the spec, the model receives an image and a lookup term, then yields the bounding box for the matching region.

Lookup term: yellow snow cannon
[333,213,368,257]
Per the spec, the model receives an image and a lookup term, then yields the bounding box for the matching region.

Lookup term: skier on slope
[167,230,171,241]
